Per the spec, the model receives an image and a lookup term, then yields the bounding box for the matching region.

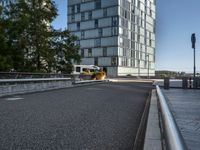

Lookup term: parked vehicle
[72,65,106,80]
[72,65,100,75]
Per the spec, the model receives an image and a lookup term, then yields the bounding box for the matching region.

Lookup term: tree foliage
[0,0,80,73]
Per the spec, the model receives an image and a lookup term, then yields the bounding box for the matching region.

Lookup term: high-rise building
[68,0,156,76]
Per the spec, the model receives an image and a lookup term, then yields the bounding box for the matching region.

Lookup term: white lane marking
[6,97,24,101]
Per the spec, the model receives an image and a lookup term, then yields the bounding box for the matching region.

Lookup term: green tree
[0,5,14,71]
[4,0,57,72]
[0,0,81,73]
[51,29,81,73]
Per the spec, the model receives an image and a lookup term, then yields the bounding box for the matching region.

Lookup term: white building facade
[68,0,156,76]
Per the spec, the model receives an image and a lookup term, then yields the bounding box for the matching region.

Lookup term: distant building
[70,0,156,76]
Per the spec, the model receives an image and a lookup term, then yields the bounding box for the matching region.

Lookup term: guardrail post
[164,77,170,89]
[193,77,198,89]
[189,77,192,88]
[182,78,188,89]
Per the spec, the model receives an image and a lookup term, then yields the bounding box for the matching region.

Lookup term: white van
[72,65,100,74]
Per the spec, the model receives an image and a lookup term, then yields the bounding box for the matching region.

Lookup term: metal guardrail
[0,78,71,84]
[156,85,188,150]
[0,72,157,79]
[0,72,92,81]
[0,72,72,79]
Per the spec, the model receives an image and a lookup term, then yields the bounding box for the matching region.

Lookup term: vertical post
[191,33,196,78]
[147,55,149,79]
[164,77,170,89]
[146,54,150,78]
[182,77,188,89]
[138,61,140,76]
[194,47,196,78]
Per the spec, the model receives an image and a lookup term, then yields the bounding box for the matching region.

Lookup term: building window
[103,8,107,17]
[76,40,80,45]
[131,41,134,49]
[137,60,140,67]
[94,57,98,66]
[71,15,75,22]
[136,51,139,59]
[94,38,101,47]
[95,0,101,9]
[77,4,80,13]
[95,19,98,28]
[111,57,117,66]
[71,5,75,14]
[81,31,85,39]
[137,34,140,42]
[138,1,140,8]
[149,39,152,46]
[112,16,118,26]
[131,59,135,67]
[98,28,103,37]
[112,27,118,36]
[131,50,135,58]
[76,67,81,72]
[88,48,92,57]
[150,9,152,17]
[123,48,127,56]
[124,10,128,19]
[88,11,92,20]
[81,12,85,20]
[77,22,80,30]
[103,47,107,56]
[81,49,84,57]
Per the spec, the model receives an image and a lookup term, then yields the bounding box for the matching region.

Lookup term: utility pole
[191,33,196,78]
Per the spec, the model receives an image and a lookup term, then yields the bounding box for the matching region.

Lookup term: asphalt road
[0,82,153,150]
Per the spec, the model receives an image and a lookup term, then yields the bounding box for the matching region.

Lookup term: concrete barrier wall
[0,78,72,97]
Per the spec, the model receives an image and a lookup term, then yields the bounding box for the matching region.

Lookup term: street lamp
[191,33,196,78]
[191,33,196,77]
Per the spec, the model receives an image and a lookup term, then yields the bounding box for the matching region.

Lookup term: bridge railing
[0,72,72,79]
[156,85,188,150]
[0,72,107,97]
[0,72,92,81]
[0,78,72,97]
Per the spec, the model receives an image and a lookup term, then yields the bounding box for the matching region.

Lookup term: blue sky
[52,0,200,72]
[52,0,67,30]
[156,0,200,72]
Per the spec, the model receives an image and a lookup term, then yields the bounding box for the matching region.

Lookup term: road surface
[0,82,152,150]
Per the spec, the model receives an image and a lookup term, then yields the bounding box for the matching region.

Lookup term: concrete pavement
[162,89,200,150]
[143,85,200,150]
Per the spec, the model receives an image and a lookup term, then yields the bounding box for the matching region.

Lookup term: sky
[52,0,200,73]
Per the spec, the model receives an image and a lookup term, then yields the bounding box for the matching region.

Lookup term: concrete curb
[143,89,162,150]
[133,91,151,150]
[74,79,109,84]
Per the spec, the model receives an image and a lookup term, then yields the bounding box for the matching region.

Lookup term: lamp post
[191,33,196,78]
